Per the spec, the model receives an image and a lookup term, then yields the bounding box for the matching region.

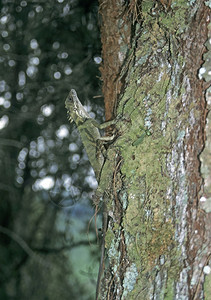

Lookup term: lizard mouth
[65,98,76,122]
[65,105,73,123]
[65,101,81,123]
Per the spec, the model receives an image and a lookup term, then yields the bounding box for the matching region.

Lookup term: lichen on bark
[98,1,211,299]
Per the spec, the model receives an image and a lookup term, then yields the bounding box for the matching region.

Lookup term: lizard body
[65,89,104,180]
[65,89,115,299]
[65,89,114,180]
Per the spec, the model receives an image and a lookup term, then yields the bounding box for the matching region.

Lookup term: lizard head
[65,89,91,125]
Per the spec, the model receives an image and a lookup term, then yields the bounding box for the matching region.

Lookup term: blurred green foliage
[0,0,103,299]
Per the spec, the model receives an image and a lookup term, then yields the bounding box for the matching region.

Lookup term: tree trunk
[97,1,211,299]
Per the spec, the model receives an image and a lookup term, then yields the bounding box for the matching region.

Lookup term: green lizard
[65,89,115,299]
[65,89,114,180]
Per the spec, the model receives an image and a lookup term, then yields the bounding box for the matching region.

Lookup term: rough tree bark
[97,1,211,299]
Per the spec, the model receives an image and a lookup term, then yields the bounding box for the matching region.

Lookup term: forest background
[0,1,100,299]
